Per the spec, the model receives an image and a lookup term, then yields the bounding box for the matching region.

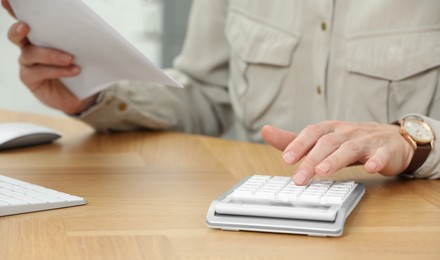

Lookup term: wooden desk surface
[0,109,439,260]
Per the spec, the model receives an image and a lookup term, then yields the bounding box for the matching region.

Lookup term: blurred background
[0,0,192,116]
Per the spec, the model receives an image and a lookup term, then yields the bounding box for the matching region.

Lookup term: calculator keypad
[231,175,356,204]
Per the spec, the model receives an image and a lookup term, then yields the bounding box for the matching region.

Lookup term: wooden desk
[0,109,439,260]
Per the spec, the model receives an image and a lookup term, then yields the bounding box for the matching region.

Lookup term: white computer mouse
[0,122,61,150]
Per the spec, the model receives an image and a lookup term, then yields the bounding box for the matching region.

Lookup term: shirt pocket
[345,28,440,122]
[225,10,299,130]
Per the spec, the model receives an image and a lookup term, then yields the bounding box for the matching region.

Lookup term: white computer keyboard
[206,175,365,237]
[0,175,86,216]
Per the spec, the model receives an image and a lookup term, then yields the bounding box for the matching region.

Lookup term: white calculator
[206,175,365,237]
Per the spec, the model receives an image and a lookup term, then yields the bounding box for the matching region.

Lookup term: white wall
[0,0,162,116]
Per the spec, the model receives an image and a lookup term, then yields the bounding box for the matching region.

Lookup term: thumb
[261,125,297,151]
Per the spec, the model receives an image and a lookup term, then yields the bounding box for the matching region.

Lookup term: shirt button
[316,85,323,95]
[118,102,128,111]
[321,22,327,31]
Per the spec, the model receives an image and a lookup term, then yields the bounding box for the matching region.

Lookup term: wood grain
[1,109,439,260]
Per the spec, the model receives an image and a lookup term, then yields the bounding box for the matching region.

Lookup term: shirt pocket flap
[347,29,440,81]
[225,11,299,67]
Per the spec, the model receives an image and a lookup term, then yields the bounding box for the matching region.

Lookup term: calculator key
[333,181,355,188]
[277,192,299,201]
[322,194,345,204]
[299,193,322,202]
[255,190,277,199]
[249,175,271,182]
[268,176,291,184]
[233,189,255,198]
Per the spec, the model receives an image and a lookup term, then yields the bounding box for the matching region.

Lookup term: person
[2,0,440,185]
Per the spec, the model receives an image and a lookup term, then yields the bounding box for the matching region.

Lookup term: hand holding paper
[8,0,182,100]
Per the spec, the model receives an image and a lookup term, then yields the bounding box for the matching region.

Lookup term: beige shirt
[81,0,440,178]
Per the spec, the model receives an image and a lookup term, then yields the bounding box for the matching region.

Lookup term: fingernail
[293,170,308,184]
[283,151,297,164]
[317,162,330,175]
[59,54,72,63]
[16,23,23,34]
[366,161,377,172]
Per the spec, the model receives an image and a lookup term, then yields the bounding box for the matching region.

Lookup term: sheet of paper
[9,0,182,100]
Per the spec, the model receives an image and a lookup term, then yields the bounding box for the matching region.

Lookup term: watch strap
[392,120,432,174]
[401,143,431,174]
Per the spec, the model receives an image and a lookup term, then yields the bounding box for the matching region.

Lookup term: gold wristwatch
[395,116,435,174]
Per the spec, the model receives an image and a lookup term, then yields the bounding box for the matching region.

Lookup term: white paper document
[9,0,182,99]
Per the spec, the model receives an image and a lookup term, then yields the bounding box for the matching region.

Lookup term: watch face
[403,119,434,143]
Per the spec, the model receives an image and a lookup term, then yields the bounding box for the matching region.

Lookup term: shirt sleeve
[78,0,233,137]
